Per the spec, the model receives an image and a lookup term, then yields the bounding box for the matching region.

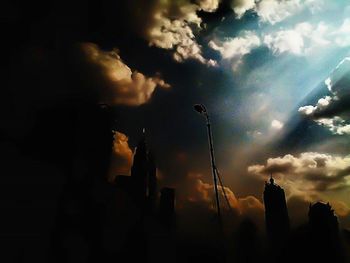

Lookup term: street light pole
[194,104,222,225]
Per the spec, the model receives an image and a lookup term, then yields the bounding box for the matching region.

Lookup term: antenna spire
[270,173,274,185]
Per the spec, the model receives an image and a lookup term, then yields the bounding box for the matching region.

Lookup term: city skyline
[1,0,350,262]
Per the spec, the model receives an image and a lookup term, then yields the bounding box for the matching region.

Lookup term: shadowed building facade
[130,132,158,212]
[159,187,176,227]
[308,202,343,263]
[263,175,290,244]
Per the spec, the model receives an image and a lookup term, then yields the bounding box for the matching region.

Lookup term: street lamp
[194,104,222,224]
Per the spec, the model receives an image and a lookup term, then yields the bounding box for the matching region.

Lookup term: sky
[3,0,350,231]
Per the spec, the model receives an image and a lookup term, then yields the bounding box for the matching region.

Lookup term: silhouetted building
[159,187,175,227]
[120,130,159,214]
[131,132,149,207]
[309,202,339,234]
[147,151,157,213]
[49,103,115,262]
[307,202,344,263]
[233,219,262,263]
[263,175,290,244]
[114,175,133,194]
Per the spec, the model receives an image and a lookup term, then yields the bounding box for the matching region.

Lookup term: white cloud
[209,31,261,70]
[298,57,350,135]
[256,0,303,25]
[334,18,350,47]
[325,77,332,91]
[80,43,170,106]
[316,117,350,135]
[264,20,350,56]
[298,96,332,116]
[264,28,305,55]
[231,0,318,24]
[263,22,329,55]
[197,0,221,12]
[214,18,350,70]
[298,105,316,115]
[145,0,219,66]
[231,0,255,18]
[271,119,284,130]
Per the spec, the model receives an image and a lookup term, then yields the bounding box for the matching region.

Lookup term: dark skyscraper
[130,130,158,212]
[308,202,339,233]
[263,175,290,243]
[159,187,175,227]
[307,202,343,263]
[147,151,158,212]
[131,133,148,207]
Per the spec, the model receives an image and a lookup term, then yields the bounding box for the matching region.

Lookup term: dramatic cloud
[184,173,264,219]
[231,0,319,24]
[299,57,350,135]
[142,0,219,66]
[255,0,303,24]
[197,0,220,12]
[209,31,261,70]
[80,43,170,106]
[108,131,133,181]
[211,1,350,76]
[248,152,350,217]
[231,0,255,18]
[264,20,350,56]
[264,22,328,55]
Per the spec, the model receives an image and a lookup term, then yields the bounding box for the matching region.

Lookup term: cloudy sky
[4,0,350,230]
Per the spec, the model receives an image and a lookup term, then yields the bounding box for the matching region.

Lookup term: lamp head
[194,104,207,115]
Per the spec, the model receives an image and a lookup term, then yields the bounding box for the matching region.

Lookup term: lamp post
[194,104,222,225]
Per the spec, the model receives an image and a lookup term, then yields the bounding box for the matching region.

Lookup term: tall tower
[147,151,157,212]
[130,129,158,211]
[131,131,148,207]
[263,174,290,243]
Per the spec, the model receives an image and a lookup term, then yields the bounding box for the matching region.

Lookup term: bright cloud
[186,173,264,217]
[209,31,261,70]
[145,0,219,66]
[231,0,318,24]
[108,131,133,181]
[271,119,284,130]
[80,43,170,106]
[299,57,350,135]
[264,22,330,55]
[197,0,221,12]
[264,20,350,56]
[231,0,256,18]
[255,0,303,25]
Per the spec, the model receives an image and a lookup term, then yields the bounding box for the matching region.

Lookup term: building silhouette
[159,187,176,227]
[147,151,158,213]
[309,201,339,234]
[263,174,290,243]
[130,130,158,212]
[306,202,344,263]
